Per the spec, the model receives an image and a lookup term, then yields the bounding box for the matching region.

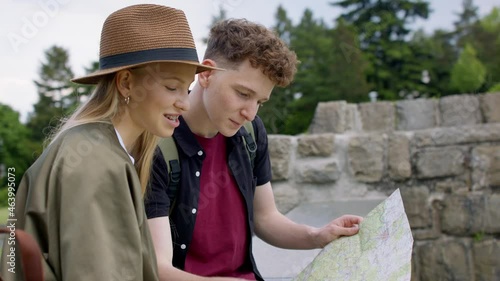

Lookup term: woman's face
[124,62,196,138]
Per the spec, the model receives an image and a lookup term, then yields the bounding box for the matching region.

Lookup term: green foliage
[471,7,500,90]
[487,83,500,93]
[283,9,336,134]
[0,188,8,208]
[453,0,479,48]
[0,104,37,188]
[258,5,294,134]
[450,44,487,93]
[27,46,77,144]
[331,0,430,100]
[330,18,370,102]
[473,231,485,242]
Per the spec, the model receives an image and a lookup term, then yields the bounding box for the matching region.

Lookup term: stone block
[441,194,500,235]
[309,101,351,134]
[396,98,438,131]
[472,145,500,190]
[480,92,500,123]
[359,101,395,131]
[418,239,472,281]
[348,135,385,183]
[412,123,500,147]
[414,147,465,179]
[388,134,411,180]
[401,186,431,228]
[345,104,362,132]
[271,182,301,214]
[295,160,340,184]
[473,239,500,281]
[268,135,292,181]
[439,94,482,127]
[484,194,500,233]
[297,134,335,157]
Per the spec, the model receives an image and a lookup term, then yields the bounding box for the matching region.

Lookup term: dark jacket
[145,116,272,281]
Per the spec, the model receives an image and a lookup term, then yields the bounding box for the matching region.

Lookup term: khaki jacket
[0,123,159,281]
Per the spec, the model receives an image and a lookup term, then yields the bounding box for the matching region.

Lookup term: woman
[0,4,220,281]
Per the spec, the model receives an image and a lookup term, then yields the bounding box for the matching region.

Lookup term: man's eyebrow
[234,84,256,95]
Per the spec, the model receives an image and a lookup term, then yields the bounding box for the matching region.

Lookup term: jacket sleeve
[253,116,272,185]
[54,148,152,280]
[144,147,170,218]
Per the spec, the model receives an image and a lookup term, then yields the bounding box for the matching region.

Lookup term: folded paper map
[293,189,413,281]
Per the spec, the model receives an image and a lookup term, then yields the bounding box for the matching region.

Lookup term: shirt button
[197,150,203,156]
[195,171,200,177]
[180,244,186,250]
[192,208,197,214]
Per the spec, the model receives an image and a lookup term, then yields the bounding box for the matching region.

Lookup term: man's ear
[198,59,218,88]
[115,69,133,97]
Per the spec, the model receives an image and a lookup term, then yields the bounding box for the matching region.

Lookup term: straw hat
[72,4,221,84]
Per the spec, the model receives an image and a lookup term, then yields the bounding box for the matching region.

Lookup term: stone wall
[268,93,500,281]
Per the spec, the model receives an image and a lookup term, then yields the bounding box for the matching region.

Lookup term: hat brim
[71,60,224,85]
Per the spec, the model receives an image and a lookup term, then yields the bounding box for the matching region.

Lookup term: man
[145,19,363,281]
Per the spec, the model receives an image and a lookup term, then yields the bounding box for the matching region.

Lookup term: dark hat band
[99,47,199,70]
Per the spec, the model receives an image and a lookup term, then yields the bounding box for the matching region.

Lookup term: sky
[1,0,499,123]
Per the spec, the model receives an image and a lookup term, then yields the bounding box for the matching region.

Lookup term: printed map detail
[293,189,413,281]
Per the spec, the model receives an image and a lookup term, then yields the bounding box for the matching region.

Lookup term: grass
[0,207,8,253]
[0,207,9,226]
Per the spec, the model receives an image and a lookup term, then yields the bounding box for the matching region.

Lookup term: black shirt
[145,116,272,280]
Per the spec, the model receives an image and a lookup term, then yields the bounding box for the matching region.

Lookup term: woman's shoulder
[57,122,115,143]
[49,122,128,164]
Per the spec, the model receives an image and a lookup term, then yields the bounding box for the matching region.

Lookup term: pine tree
[258,5,295,134]
[331,0,430,99]
[450,43,486,93]
[330,18,370,102]
[27,46,77,144]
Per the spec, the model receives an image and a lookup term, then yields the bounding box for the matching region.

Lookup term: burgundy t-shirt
[184,133,255,279]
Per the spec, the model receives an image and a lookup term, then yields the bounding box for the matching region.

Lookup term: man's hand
[312,215,364,248]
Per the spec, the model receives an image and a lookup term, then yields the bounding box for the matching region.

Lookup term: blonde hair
[49,74,158,195]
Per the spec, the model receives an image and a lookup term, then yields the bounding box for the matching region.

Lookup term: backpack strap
[242,121,257,169]
[157,137,180,216]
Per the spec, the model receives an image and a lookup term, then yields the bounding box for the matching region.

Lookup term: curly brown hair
[204,19,298,87]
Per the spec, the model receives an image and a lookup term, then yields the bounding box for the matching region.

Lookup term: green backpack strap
[242,121,257,169]
[157,137,180,216]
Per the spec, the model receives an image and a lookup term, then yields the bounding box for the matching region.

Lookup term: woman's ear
[115,69,133,97]
[198,59,218,88]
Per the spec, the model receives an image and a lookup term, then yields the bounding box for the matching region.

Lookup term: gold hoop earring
[125,96,130,105]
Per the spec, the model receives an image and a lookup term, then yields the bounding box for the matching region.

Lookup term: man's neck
[183,84,219,138]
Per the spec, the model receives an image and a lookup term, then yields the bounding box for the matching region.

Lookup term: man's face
[201,59,275,137]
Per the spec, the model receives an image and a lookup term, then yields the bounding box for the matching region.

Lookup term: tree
[331,0,430,99]
[69,60,99,111]
[0,104,38,189]
[453,0,479,48]
[449,43,486,93]
[27,46,77,144]
[202,6,228,44]
[329,18,370,102]
[34,46,77,109]
[470,7,500,90]
[404,28,458,98]
[259,5,295,134]
[283,9,335,134]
